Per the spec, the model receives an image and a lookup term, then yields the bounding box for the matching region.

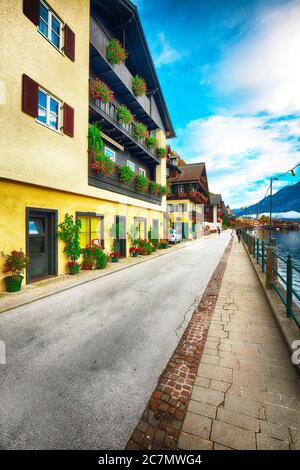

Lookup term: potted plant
[149,181,160,194]
[110,251,120,263]
[134,174,148,193]
[138,239,153,255]
[129,246,140,257]
[88,124,104,153]
[94,247,109,269]
[146,136,157,148]
[81,245,95,270]
[132,75,147,96]
[57,214,82,275]
[132,121,148,140]
[90,78,114,103]
[106,38,127,64]
[1,249,29,292]
[116,105,133,125]
[159,239,168,249]
[119,165,135,184]
[156,147,167,158]
[159,185,167,195]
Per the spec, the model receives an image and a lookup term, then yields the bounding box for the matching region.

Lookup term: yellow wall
[0,180,164,290]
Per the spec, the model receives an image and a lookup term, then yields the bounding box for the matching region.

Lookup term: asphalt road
[0,231,231,449]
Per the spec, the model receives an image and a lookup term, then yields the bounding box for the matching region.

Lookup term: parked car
[168,229,182,244]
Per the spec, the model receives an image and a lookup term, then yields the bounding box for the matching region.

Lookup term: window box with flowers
[106,38,127,65]
[149,181,160,195]
[1,249,29,292]
[159,185,167,195]
[157,147,167,158]
[91,149,115,176]
[146,136,157,149]
[116,105,133,125]
[132,75,147,96]
[119,165,135,184]
[132,121,148,140]
[90,79,114,104]
[134,174,148,194]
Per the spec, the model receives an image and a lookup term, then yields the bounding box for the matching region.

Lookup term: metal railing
[241,231,300,328]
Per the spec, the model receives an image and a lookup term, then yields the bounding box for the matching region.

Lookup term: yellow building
[0,0,174,289]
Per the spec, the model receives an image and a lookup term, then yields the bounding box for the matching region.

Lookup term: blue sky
[133,0,300,208]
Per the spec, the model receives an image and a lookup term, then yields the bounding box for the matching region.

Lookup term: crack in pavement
[175,293,203,339]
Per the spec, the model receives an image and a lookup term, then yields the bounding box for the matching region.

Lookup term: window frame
[127,160,135,173]
[139,168,146,177]
[104,147,115,162]
[77,213,105,249]
[37,87,61,133]
[38,0,62,52]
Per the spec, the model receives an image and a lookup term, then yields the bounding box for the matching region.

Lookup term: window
[78,215,104,248]
[39,1,62,50]
[127,160,135,172]
[37,88,60,131]
[178,185,184,193]
[104,147,115,161]
[139,168,146,177]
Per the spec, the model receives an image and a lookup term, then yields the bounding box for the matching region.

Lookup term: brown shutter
[63,103,74,137]
[64,24,75,61]
[23,0,40,26]
[22,74,38,117]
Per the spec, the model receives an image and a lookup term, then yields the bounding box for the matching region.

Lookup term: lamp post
[269,177,279,243]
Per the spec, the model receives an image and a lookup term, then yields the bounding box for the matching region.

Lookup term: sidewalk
[178,237,300,450]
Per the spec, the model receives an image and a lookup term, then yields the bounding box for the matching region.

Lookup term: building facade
[0,0,174,289]
[167,160,209,239]
[205,193,223,232]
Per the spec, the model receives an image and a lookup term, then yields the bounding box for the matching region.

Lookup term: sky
[133,0,300,208]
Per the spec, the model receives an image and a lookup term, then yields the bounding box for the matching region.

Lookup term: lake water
[254,229,300,304]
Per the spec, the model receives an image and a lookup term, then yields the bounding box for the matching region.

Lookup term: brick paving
[178,237,300,450]
[126,236,233,450]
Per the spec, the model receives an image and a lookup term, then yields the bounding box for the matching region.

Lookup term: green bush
[57,214,82,264]
[94,247,109,269]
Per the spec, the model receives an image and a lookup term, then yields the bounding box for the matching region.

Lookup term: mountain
[234,180,300,217]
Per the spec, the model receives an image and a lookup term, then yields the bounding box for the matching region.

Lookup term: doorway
[114,215,126,257]
[26,208,57,283]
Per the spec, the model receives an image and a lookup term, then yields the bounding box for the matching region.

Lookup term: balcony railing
[167,191,209,205]
[88,153,162,205]
[90,97,159,162]
[90,16,151,116]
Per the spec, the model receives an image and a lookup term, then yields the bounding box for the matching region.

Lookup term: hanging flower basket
[156,147,167,158]
[90,78,114,104]
[132,75,147,96]
[106,38,127,64]
[133,121,148,140]
[116,105,133,125]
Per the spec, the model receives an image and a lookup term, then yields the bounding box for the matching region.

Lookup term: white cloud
[154,32,185,68]
[211,1,300,114]
[176,114,300,207]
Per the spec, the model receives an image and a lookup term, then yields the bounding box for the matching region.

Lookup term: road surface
[0,231,231,449]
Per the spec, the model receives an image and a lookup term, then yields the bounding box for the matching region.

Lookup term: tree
[259,215,270,226]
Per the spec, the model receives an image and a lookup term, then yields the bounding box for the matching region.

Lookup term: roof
[210,194,222,205]
[168,163,205,183]
[91,0,175,137]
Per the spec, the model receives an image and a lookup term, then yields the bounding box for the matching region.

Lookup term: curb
[126,236,233,450]
[0,235,217,315]
[242,240,300,372]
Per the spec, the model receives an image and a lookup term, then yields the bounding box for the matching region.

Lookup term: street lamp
[269,177,279,243]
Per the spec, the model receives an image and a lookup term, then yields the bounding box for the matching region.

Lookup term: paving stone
[197,363,232,383]
[225,394,265,419]
[214,443,232,450]
[266,376,299,396]
[265,403,300,428]
[211,420,256,450]
[219,356,239,369]
[188,400,217,419]
[233,369,266,390]
[200,354,220,365]
[178,432,213,450]
[259,421,291,442]
[182,412,212,440]
[256,433,290,450]
[217,408,259,431]
[194,377,210,387]
[191,385,224,407]
[210,380,231,393]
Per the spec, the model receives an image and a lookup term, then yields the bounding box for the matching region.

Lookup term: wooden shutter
[23,0,40,26]
[64,24,75,61]
[63,103,74,137]
[22,74,38,117]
